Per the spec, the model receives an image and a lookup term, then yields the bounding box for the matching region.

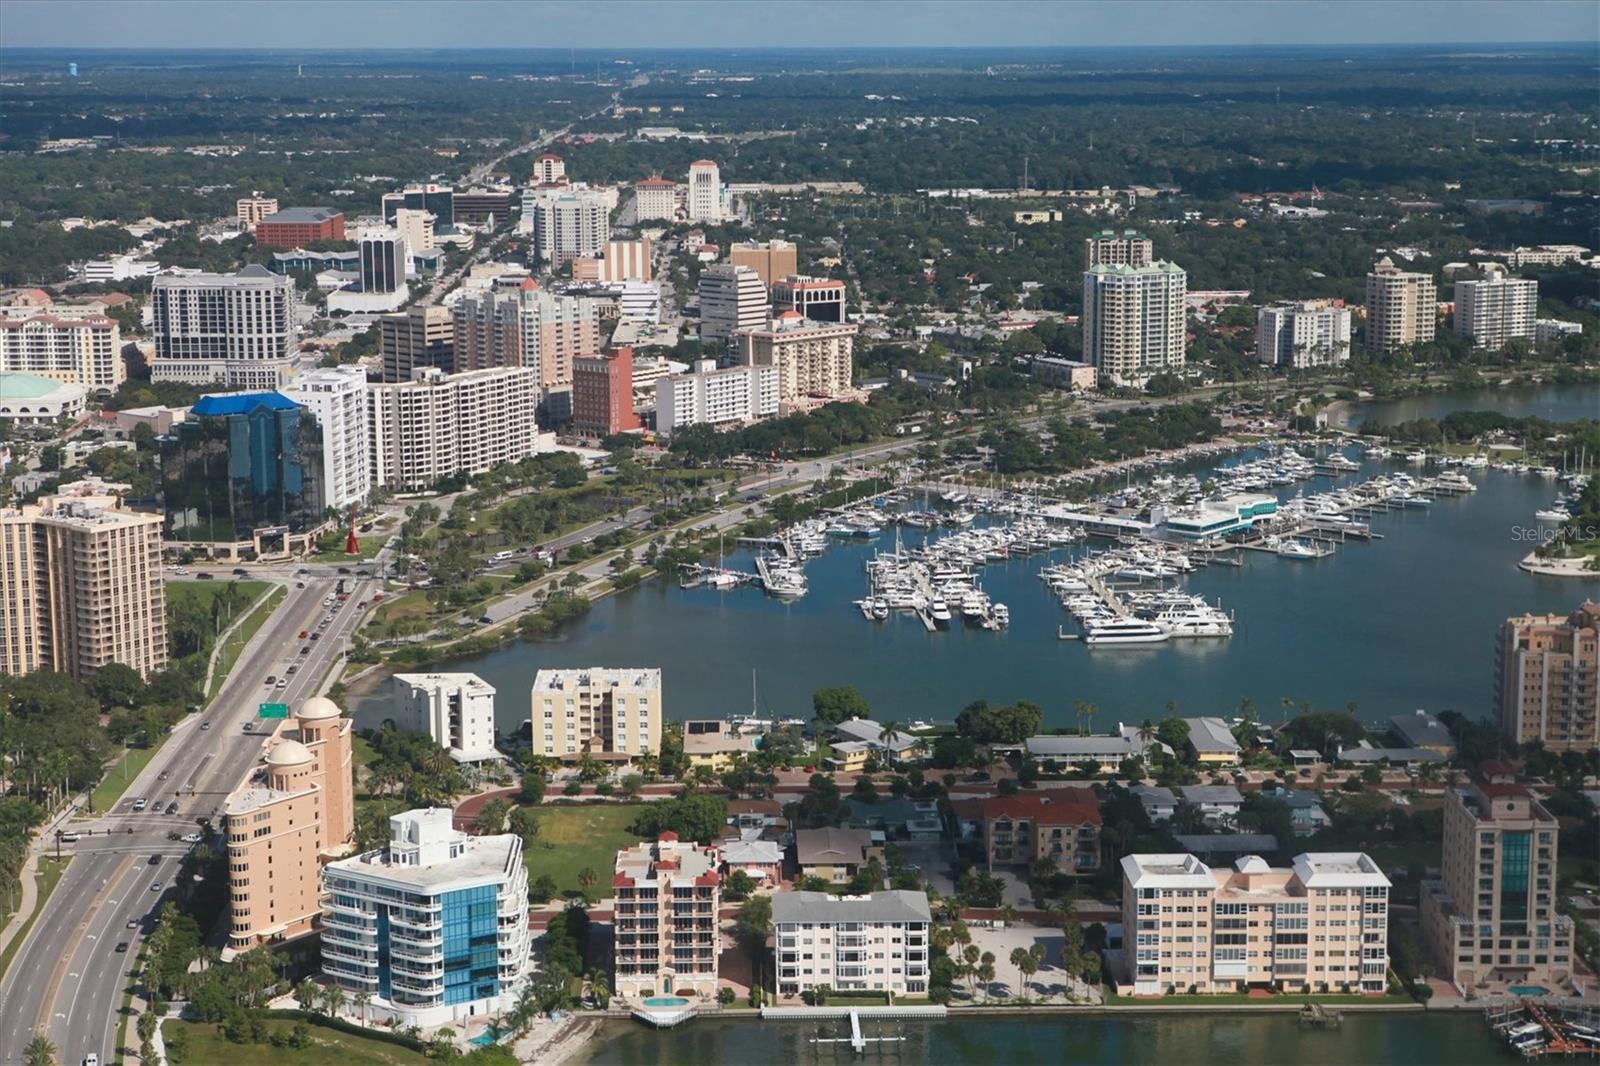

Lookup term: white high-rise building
[773,891,932,998]
[633,177,678,222]
[1085,229,1154,270]
[1534,318,1583,345]
[1256,301,1353,368]
[149,265,298,389]
[391,673,500,763]
[280,365,371,511]
[1454,276,1538,350]
[688,159,723,223]
[321,808,530,1028]
[393,207,436,253]
[1081,261,1187,386]
[526,189,610,267]
[532,153,567,185]
[733,315,857,405]
[0,306,124,391]
[360,229,408,294]
[367,366,546,491]
[615,282,661,325]
[699,263,769,345]
[1365,257,1437,356]
[656,359,779,437]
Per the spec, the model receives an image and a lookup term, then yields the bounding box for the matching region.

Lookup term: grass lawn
[208,584,287,700]
[167,579,271,618]
[371,589,434,628]
[165,1018,429,1066]
[524,804,649,899]
[313,534,390,563]
[0,856,68,981]
[87,738,169,815]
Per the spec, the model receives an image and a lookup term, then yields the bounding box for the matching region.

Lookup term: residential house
[1177,785,1245,828]
[1337,743,1446,769]
[828,718,929,765]
[794,827,879,884]
[682,719,762,772]
[1024,728,1165,774]
[1264,788,1331,834]
[1183,717,1243,766]
[721,838,785,886]
[1131,784,1179,823]
[1388,710,1456,757]
[842,796,943,841]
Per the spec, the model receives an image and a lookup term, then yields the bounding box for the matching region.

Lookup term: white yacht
[1156,607,1234,637]
[1083,617,1170,646]
[1406,450,1428,464]
[1535,508,1570,522]
[929,598,953,625]
[991,603,1010,627]
[1275,539,1322,560]
[1534,465,1559,478]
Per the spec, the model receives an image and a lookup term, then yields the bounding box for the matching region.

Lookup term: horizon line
[1,41,1589,53]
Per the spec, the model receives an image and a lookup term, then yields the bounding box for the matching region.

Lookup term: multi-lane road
[0,572,373,1066]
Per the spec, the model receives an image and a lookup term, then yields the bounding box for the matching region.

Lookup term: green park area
[524,803,648,900]
[164,1018,430,1066]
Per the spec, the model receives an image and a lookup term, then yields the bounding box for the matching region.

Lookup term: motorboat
[929,598,953,625]
[1533,465,1559,478]
[1535,508,1570,522]
[1082,617,1170,646]
[1274,539,1322,560]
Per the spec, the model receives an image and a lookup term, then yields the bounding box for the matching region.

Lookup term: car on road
[115,941,129,953]
[195,572,213,580]
[84,1054,99,1066]
[296,581,306,588]
[148,854,161,865]
[286,665,298,675]
[200,721,211,731]
[274,678,287,688]
[165,801,179,815]
[337,567,351,575]
[181,832,203,844]
[127,918,139,929]
[300,645,310,655]
[157,770,170,781]
[232,568,248,576]
[298,630,309,639]
[310,632,321,640]
[150,881,162,892]
[264,675,276,685]
[132,798,148,812]
[60,832,80,844]
[171,566,188,575]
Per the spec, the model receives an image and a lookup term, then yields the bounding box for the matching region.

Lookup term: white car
[181,832,203,844]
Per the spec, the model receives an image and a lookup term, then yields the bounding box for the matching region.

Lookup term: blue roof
[191,392,302,417]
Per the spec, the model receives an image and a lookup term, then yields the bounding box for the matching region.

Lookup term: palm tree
[321,982,347,1019]
[23,1033,55,1066]
[1009,946,1030,1000]
[977,952,996,1003]
[961,944,981,999]
[578,867,599,899]
[877,720,903,767]
[1073,700,1097,738]
[294,978,318,1012]
[355,990,373,1027]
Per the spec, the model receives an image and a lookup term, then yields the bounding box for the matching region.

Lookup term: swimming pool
[643,996,691,1008]
[468,1029,503,1047]
[1510,985,1551,997]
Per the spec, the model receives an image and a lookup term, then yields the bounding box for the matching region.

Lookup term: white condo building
[1082,261,1187,386]
[656,359,779,437]
[1256,301,1353,368]
[1534,318,1583,345]
[149,265,299,389]
[390,673,500,763]
[367,367,546,491]
[699,264,769,346]
[615,282,661,325]
[733,314,857,405]
[1454,276,1538,350]
[530,668,661,759]
[687,160,722,223]
[1365,257,1437,355]
[321,808,530,1028]
[773,891,932,998]
[281,365,372,511]
[527,189,610,267]
[0,306,124,391]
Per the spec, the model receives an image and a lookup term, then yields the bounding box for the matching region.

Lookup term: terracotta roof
[636,177,677,187]
[967,790,1102,825]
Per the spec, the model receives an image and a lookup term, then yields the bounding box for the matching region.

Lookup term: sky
[0,0,1595,50]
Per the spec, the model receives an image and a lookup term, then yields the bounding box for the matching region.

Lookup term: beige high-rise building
[379,304,454,382]
[732,314,857,406]
[451,283,601,396]
[393,206,436,253]
[530,668,661,759]
[1454,275,1538,351]
[1420,769,1574,990]
[1085,229,1154,269]
[687,159,723,223]
[699,264,770,346]
[367,366,545,492]
[773,891,931,998]
[1082,261,1187,386]
[1495,602,1599,752]
[730,239,799,289]
[222,697,355,952]
[0,492,165,681]
[633,177,678,222]
[1120,852,1390,996]
[0,306,124,391]
[613,834,721,999]
[1365,257,1437,355]
[236,193,280,232]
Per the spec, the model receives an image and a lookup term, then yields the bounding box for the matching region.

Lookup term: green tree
[812,686,872,726]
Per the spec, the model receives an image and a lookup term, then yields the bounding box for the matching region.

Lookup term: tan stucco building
[530,667,661,759]
[612,833,721,999]
[1495,602,1600,753]
[732,313,857,406]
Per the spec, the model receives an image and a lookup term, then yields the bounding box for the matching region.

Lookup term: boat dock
[678,564,757,589]
[1484,996,1600,1059]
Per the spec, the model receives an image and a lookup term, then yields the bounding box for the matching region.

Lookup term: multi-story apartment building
[633,176,678,222]
[571,238,652,283]
[149,265,299,389]
[1256,300,1353,368]
[655,359,779,437]
[729,239,799,289]
[379,304,454,382]
[732,314,857,406]
[1082,262,1187,386]
[1503,245,1590,270]
[1494,603,1599,753]
[1420,770,1574,990]
[530,668,661,759]
[322,808,530,1027]
[223,697,354,952]
[528,189,610,267]
[698,264,769,346]
[0,491,165,681]
[393,207,436,253]
[0,306,124,391]
[236,193,280,232]
[1454,276,1538,350]
[687,159,722,223]
[451,283,601,398]
[366,367,543,492]
[1084,228,1154,269]
[612,834,720,999]
[1534,319,1584,346]
[1120,852,1390,996]
[572,344,642,437]
[532,153,567,186]
[771,275,846,323]
[960,791,1101,875]
[281,365,371,512]
[1365,257,1437,355]
[391,673,500,763]
[773,891,931,998]
[254,206,346,250]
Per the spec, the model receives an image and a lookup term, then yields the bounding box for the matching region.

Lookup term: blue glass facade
[1500,830,1530,935]
[441,885,500,1005]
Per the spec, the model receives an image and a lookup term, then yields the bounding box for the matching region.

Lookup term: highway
[0,572,373,1066]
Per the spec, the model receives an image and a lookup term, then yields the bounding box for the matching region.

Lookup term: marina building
[1454,276,1538,350]
[1365,257,1437,356]
[1256,300,1352,368]
[955,790,1101,875]
[773,891,931,998]
[698,264,770,346]
[254,206,345,250]
[390,673,501,763]
[1084,229,1154,270]
[223,697,355,952]
[530,668,662,759]
[1081,261,1187,386]
[732,314,857,406]
[0,490,165,681]
[1119,852,1390,996]
[280,365,371,512]
[149,266,299,389]
[1162,493,1277,540]
[1494,603,1600,753]
[687,159,723,223]
[367,367,546,492]
[771,275,846,323]
[379,304,455,382]
[656,360,779,437]
[0,306,124,391]
[321,808,530,1027]
[730,240,800,289]
[1420,770,1574,991]
[632,176,679,222]
[612,834,721,999]
[572,344,642,437]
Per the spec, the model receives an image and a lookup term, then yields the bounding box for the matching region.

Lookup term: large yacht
[1082,617,1170,646]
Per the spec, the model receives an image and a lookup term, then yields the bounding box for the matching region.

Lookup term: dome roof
[266,739,313,766]
[298,696,342,721]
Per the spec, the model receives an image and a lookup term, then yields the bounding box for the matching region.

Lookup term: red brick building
[254,207,346,250]
[571,344,640,437]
